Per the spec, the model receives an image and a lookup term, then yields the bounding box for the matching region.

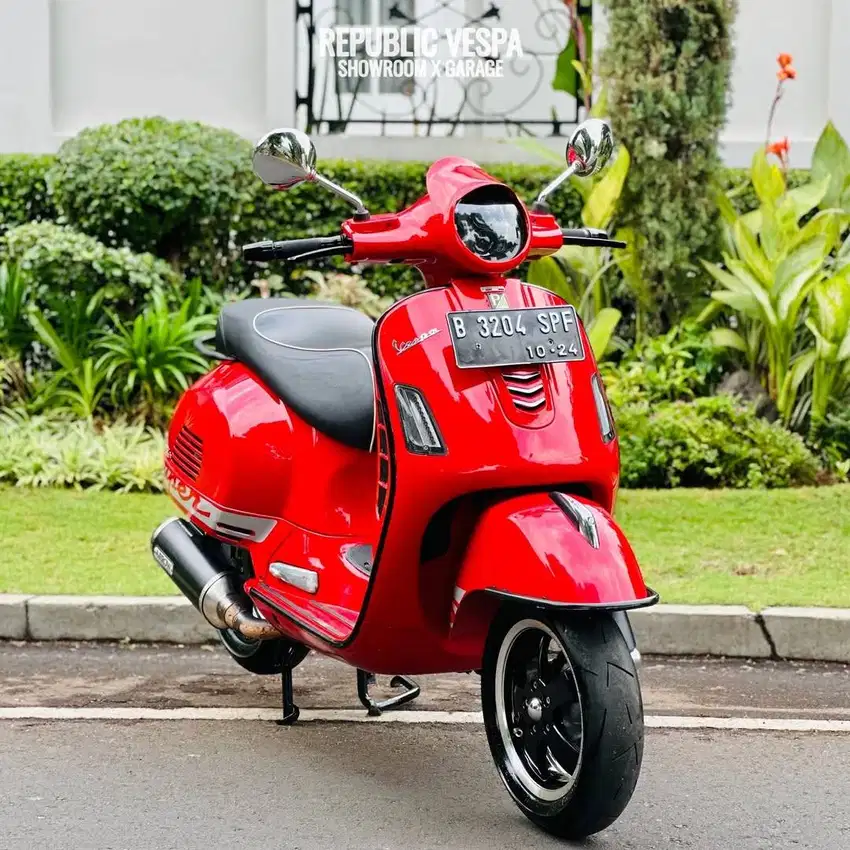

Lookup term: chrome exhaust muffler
[151,518,281,641]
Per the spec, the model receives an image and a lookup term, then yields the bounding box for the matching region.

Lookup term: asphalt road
[1,643,848,850]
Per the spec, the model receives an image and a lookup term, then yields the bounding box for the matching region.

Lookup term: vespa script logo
[392,327,441,355]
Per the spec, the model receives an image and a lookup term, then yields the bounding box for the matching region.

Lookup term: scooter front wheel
[481,608,643,840]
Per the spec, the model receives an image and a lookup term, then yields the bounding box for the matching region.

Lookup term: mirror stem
[532,163,579,213]
[314,173,370,220]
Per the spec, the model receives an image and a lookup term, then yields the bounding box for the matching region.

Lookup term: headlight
[454,186,527,262]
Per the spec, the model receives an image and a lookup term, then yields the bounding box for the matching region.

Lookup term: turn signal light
[395,385,446,455]
[592,373,616,443]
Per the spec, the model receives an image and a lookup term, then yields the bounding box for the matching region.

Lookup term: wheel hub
[494,620,585,802]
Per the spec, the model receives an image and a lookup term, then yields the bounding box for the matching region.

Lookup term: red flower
[777,53,793,69]
[767,137,790,159]
[777,66,797,81]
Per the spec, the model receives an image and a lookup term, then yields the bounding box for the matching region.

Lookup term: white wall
[0,0,296,152]
[0,0,848,167]
[721,0,850,168]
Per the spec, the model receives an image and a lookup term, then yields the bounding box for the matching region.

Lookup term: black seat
[215,298,376,451]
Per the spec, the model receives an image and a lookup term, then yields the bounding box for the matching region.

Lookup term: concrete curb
[24,596,214,645]
[0,595,32,640]
[630,604,773,658]
[761,607,850,664]
[1,596,849,662]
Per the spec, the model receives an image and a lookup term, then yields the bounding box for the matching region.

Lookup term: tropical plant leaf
[28,309,84,374]
[782,177,831,224]
[701,260,750,296]
[711,290,761,320]
[726,259,778,324]
[792,210,841,255]
[833,232,850,276]
[732,220,772,285]
[716,189,740,227]
[551,16,592,96]
[812,121,850,209]
[774,236,829,320]
[583,147,630,231]
[552,37,578,97]
[527,255,581,305]
[750,149,785,206]
[614,228,653,310]
[709,328,748,352]
[586,307,621,360]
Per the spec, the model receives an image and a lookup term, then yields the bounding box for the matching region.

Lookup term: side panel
[165,361,379,538]
[453,493,655,621]
[165,361,382,653]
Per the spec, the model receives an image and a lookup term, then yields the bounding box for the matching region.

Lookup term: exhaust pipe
[151,518,282,641]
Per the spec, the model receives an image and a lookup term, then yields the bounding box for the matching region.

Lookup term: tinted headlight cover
[454,186,527,262]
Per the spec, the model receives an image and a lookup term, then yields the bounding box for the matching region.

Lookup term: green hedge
[0,144,811,300]
[48,118,253,288]
[3,221,182,309]
[0,154,56,236]
[617,396,820,488]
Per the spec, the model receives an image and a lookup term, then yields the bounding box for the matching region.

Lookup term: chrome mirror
[533,119,615,212]
[566,119,614,177]
[252,128,370,219]
[252,129,317,190]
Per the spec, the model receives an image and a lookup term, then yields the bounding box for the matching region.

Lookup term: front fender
[453,492,657,623]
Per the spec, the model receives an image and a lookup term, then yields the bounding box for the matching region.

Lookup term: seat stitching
[251,305,377,451]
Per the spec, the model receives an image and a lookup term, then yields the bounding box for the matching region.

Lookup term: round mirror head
[252,128,317,189]
[566,119,614,177]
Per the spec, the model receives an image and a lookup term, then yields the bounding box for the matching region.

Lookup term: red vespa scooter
[151,119,657,840]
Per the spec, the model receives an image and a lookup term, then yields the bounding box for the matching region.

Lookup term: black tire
[481,608,643,840]
[217,629,309,676]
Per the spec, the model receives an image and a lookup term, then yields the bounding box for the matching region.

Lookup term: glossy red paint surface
[453,492,649,615]
[343,157,564,286]
[161,157,654,675]
[166,362,379,537]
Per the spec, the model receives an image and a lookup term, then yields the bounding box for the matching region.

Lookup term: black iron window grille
[295,0,593,138]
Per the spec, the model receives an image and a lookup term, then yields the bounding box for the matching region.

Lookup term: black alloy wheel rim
[495,620,584,802]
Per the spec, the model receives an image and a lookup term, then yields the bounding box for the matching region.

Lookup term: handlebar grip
[242,240,277,262]
[242,235,353,262]
[561,227,627,249]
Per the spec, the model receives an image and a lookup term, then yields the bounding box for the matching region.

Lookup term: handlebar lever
[561,227,627,249]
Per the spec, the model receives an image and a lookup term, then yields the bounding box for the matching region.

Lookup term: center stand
[356,670,421,717]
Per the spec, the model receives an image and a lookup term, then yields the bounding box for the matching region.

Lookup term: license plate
[447,307,585,369]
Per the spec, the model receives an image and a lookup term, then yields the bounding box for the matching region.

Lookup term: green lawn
[0,486,848,609]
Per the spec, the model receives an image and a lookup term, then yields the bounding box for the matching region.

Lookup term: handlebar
[561,227,627,249]
[242,235,353,263]
[243,226,624,265]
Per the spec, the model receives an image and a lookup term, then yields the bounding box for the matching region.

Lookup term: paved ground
[1,643,848,849]
[1,642,848,718]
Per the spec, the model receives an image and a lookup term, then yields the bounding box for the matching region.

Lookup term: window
[336,0,416,95]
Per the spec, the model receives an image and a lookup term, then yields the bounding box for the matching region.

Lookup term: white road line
[0,706,849,732]
[644,716,850,733]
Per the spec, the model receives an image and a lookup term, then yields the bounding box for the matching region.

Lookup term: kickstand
[276,647,301,726]
[357,669,421,717]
